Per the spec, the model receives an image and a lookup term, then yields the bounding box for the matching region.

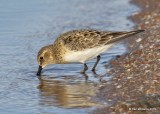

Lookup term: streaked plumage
[37,29,144,75]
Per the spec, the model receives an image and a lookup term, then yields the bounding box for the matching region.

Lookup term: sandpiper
[37,29,144,75]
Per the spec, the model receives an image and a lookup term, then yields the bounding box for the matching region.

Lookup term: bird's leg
[92,55,101,71]
[81,63,88,74]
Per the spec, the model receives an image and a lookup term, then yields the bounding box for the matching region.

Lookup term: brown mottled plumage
[37,29,144,75]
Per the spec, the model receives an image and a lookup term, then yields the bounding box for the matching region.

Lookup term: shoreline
[92,0,160,113]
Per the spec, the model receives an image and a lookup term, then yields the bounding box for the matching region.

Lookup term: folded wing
[56,29,144,51]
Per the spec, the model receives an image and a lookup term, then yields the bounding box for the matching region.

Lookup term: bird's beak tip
[36,72,41,76]
[36,65,43,76]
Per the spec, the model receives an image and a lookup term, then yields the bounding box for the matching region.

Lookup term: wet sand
[92,0,160,113]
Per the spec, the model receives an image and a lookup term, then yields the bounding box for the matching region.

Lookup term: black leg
[92,55,101,71]
[82,73,88,81]
[81,63,88,74]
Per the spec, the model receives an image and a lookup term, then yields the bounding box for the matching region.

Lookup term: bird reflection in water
[37,73,100,108]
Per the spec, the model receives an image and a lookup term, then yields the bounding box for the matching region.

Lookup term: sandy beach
[92,0,160,113]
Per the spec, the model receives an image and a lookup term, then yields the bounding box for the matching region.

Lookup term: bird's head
[37,45,55,75]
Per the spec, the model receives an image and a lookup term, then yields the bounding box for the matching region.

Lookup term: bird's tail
[106,29,145,44]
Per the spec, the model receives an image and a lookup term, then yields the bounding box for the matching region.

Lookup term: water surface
[0,0,139,114]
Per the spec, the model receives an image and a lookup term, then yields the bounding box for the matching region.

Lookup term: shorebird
[37,29,144,75]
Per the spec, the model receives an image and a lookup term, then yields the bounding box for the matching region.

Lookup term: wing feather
[55,29,144,51]
[57,29,102,51]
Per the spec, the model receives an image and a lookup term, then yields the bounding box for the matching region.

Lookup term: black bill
[37,65,43,76]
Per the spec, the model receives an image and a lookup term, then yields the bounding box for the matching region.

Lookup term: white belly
[64,44,113,63]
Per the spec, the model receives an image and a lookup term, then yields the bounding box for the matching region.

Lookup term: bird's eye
[40,57,43,60]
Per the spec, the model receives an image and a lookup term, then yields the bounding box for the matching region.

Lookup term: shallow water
[0,0,139,114]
